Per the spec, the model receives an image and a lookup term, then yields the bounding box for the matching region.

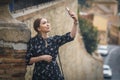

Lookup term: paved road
[104,45,120,80]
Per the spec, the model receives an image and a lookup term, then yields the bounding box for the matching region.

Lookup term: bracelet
[74,21,78,25]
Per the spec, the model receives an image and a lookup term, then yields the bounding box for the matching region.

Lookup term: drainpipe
[118,26,120,45]
[0,0,31,80]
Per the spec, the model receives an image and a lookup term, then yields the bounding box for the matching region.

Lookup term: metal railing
[9,0,56,12]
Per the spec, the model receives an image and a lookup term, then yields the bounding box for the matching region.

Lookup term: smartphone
[66,7,71,16]
[66,7,70,12]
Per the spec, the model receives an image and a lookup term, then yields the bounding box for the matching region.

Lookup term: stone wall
[13,0,103,80]
[0,1,31,79]
[0,46,26,80]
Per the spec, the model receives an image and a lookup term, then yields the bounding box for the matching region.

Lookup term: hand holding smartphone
[66,7,70,15]
[66,7,74,18]
[66,7,70,12]
[65,7,78,22]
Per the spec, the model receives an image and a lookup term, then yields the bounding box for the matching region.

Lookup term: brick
[0,74,11,78]
[0,47,5,54]
[11,77,25,80]
[0,54,12,58]
[6,68,26,75]
[12,63,26,68]
[2,58,25,63]
[0,70,5,75]
[12,72,25,77]
[0,64,12,69]
[0,58,3,64]
[3,49,14,54]
[0,47,14,54]
[13,54,25,59]
[0,78,13,80]
[14,50,26,54]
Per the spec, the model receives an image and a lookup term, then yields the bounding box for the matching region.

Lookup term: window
[9,0,55,12]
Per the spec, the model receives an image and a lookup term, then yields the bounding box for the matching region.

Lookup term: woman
[25,8,78,80]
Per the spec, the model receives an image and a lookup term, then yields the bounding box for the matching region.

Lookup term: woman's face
[38,18,51,33]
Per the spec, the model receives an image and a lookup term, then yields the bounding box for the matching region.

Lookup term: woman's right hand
[41,55,52,62]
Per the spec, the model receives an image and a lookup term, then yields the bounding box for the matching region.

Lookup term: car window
[98,47,107,50]
[104,68,109,70]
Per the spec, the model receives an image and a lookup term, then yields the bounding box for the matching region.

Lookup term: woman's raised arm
[66,7,78,38]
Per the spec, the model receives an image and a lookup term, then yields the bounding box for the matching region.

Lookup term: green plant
[79,17,99,54]
[119,26,120,31]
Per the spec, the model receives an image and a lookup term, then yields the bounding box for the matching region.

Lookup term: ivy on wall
[78,17,99,54]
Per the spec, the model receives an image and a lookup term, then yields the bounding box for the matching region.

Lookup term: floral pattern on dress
[25,32,74,80]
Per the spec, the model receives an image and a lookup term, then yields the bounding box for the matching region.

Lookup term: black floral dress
[25,32,74,80]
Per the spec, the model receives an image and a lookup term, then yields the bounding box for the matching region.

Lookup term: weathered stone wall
[0,46,26,80]
[0,1,31,79]
[13,0,103,80]
[0,23,30,80]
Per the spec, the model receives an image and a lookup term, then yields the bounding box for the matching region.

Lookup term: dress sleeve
[25,39,34,65]
[54,32,74,46]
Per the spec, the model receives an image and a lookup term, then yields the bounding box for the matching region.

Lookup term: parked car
[103,65,112,79]
[97,45,108,56]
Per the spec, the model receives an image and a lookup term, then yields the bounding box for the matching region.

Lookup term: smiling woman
[38,18,51,33]
[33,18,51,34]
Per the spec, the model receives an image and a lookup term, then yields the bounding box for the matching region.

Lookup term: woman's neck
[39,32,48,39]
